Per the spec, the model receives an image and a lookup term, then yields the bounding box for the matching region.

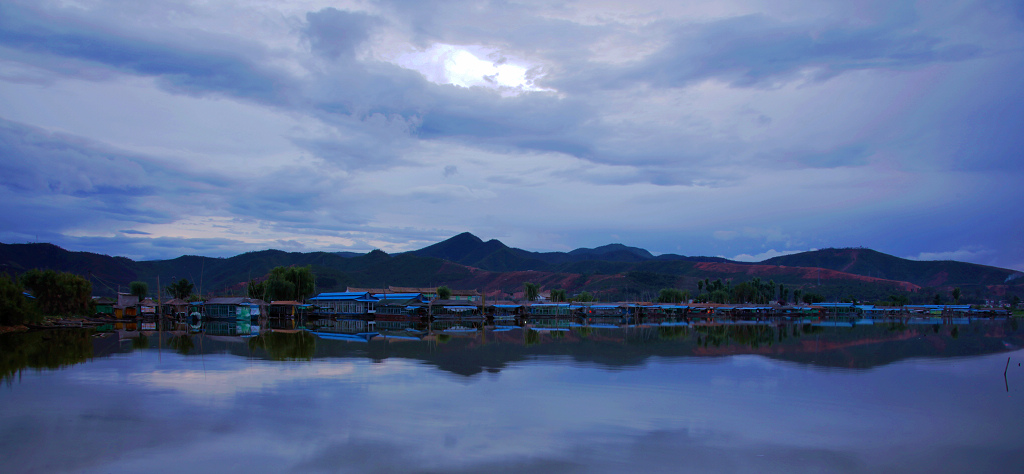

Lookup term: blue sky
[1,0,1022,269]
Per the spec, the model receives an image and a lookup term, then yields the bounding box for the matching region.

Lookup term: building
[309,292,378,316]
[203,297,267,335]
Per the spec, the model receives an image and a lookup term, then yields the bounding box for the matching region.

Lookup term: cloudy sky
[1,0,1022,269]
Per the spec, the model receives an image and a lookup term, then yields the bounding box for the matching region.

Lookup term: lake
[2,320,1023,473]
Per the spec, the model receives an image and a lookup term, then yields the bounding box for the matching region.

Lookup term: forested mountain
[409,232,722,270]
[2,235,1021,302]
[762,248,1017,287]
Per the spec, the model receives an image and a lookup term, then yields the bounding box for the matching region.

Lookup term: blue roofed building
[309,292,378,316]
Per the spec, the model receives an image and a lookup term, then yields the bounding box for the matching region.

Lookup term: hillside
[762,248,1017,287]
[0,243,139,289]
[1,235,1021,302]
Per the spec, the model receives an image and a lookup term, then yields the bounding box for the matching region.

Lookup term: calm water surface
[2,322,1023,473]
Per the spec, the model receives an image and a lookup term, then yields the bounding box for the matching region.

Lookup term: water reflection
[0,329,97,383]
[1,321,1023,473]
[167,334,194,355]
[246,331,316,360]
[1,319,1022,378]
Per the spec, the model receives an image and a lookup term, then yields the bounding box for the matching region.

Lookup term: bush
[0,274,41,326]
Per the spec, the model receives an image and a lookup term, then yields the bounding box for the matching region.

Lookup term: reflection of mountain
[9,320,1023,378]
[194,321,1024,375]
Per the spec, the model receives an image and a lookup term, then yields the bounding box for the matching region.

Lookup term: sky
[1,0,1022,269]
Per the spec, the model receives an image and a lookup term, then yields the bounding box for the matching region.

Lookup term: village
[87,285,1011,337]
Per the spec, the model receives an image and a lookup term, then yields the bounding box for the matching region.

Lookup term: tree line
[1,270,93,325]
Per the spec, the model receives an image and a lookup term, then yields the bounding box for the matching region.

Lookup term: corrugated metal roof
[310,292,376,301]
[315,292,371,298]
[373,293,422,299]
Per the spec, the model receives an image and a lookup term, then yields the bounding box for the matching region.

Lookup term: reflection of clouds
[71,355,358,398]
[896,349,1024,376]
[137,364,358,397]
[9,348,1024,472]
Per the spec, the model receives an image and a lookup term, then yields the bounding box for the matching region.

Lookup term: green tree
[19,269,93,316]
[260,265,316,301]
[247,279,267,299]
[0,274,41,326]
[523,282,539,301]
[550,289,567,302]
[437,286,452,300]
[802,292,825,304]
[129,281,148,299]
[657,288,689,304]
[952,287,961,304]
[574,291,595,302]
[933,293,942,305]
[708,289,730,304]
[888,293,909,306]
[166,278,195,300]
[1011,295,1021,310]
[793,289,802,305]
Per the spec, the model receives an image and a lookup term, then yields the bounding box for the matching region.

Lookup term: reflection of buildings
[203,297,268,336]
[267,301,314,330]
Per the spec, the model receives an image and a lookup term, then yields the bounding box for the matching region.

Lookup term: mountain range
[1,233,1020,303]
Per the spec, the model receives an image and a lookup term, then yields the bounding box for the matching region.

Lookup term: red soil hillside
[693,261,921,291]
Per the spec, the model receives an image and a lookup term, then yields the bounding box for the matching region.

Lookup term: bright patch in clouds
[908,248,993,262]
[393,44,550,94]
[730,249,812,262]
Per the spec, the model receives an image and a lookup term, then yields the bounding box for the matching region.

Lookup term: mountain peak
[568,243,654,260]
[412,232,489,262]
[450,232,483,243]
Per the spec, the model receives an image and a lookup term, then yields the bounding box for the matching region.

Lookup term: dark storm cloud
[0,2,287,102]
[0,119,180,224]
[304,8,382,60]
[557,12,982,91]
[0,118,241,240]
[0,0,1020,267]
[377,0,604,54]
